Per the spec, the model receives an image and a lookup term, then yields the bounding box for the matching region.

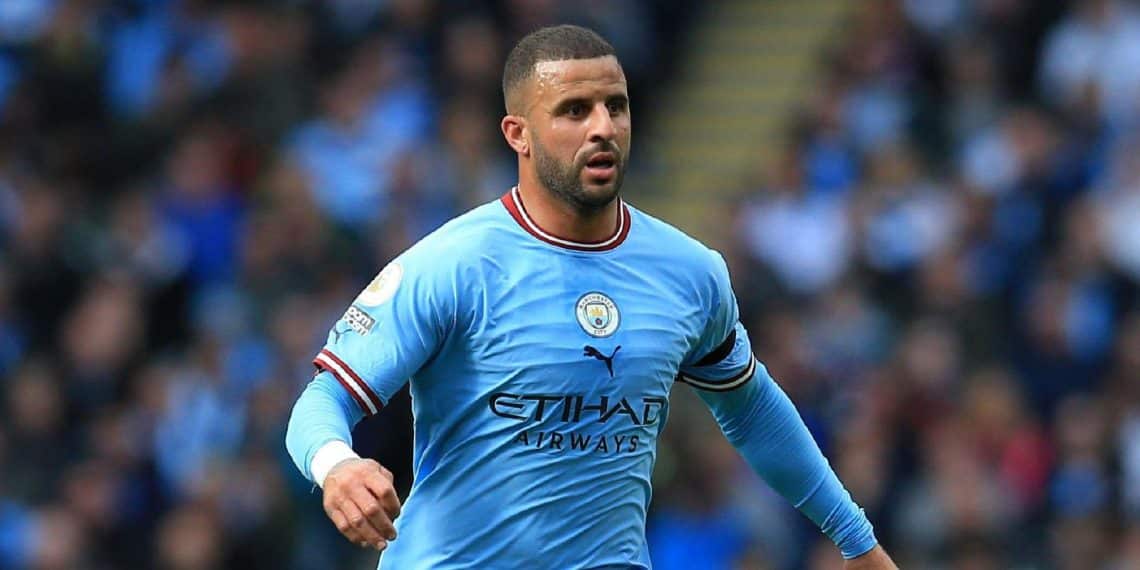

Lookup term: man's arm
[285,371,401,551]
[285,248,457,550]
[285,371,360,482]
[696,365,894,567]
[681,250,894,566]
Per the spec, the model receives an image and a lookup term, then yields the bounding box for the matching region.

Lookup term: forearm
[285,371,365,483]
[697,365,877,559]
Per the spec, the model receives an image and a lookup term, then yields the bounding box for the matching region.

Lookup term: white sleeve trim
[311,440,360,488]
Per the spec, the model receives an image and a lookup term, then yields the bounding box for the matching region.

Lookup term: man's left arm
[695,362,891,565]
[679,251,895,567]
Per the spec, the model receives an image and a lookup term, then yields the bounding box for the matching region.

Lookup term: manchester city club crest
[576,292,620,337]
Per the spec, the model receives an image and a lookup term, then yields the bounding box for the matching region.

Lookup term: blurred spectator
[287,36,431,230]
[1050,395,1114,534]
[152,338,246,501]
[834,0,924,153]
[649,435,754,570]
[855,142,959,274]
[99,189,191,287]
[29,505,88,570]
[105,0,231,120]
[959,366,1054,535]
[737,149,853,295]
[0,0,55,45]
[1096,136,1140,281]
[5,360,68,504]
[160,122,246,287]
[438,15,502,101]
[155,502,225,570]
[1039,0,1140,131]
[6,176,82,351]
[894,418,1018,564]
[942,33,1004,146]
[794,78,861,196]
[803,283,892,381]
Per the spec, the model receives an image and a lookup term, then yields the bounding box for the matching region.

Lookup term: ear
[501,114,529,157]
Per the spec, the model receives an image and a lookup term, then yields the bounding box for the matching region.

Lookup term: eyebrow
[606,94,629,106]
[552,93,629,113]
[552,97,589,114]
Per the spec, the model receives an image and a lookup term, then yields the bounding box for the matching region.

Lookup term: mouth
[584,152,617,181]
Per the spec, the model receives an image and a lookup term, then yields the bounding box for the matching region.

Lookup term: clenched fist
[322,458,402,550]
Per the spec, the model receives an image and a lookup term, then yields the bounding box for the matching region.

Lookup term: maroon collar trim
[499,186,631,252]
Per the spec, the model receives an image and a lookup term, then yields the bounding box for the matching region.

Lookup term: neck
[515,179,621,243]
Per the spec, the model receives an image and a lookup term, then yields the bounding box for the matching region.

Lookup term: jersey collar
[500,186,631,252]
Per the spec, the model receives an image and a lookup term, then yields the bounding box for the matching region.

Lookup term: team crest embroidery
[576,292,620,337]
[357,262,403,307]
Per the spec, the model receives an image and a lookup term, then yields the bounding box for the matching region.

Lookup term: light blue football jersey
[314,188,762,569]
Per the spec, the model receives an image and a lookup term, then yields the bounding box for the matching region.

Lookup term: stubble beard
[532,135,625,216]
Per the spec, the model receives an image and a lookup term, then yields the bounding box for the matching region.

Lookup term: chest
[460,254,705,396]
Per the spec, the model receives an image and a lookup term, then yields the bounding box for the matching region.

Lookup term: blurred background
[1,0,1139,568]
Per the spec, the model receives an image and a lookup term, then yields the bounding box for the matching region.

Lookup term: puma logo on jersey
[583,345,621,377]
[332,322,350,343]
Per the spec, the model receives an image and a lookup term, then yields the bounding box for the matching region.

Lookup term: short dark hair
[502,25,617,113]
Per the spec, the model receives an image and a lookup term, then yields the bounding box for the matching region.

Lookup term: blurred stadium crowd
[2,0,1140,568]
[678,0,1140,568]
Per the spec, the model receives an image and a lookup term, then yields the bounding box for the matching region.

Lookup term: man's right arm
[285,371,401,550]
[287,244,460,550]
[285,370,361,483]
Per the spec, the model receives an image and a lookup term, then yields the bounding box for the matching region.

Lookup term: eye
[567,103,586,117]
[606,100,626,114]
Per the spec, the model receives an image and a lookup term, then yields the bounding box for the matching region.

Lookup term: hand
[322,458,402,551]
[844,545,898,570]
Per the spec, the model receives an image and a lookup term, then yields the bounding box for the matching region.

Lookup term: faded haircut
[502,25,617,113]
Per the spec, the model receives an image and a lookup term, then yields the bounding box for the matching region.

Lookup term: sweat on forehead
[502,25,618,113]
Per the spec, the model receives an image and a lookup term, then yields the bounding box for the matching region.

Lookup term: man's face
[521,56,631,212]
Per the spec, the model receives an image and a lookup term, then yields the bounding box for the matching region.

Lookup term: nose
[587,103,616,144]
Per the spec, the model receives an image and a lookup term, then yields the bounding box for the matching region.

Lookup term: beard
[532,135,625,215]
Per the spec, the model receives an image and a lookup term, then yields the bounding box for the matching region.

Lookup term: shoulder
[626,204,729,277]
[381,199,517,299]
[352,202,510,314]
[624,205,729,312]
[624,204,734,311]
[398,200,509,262]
